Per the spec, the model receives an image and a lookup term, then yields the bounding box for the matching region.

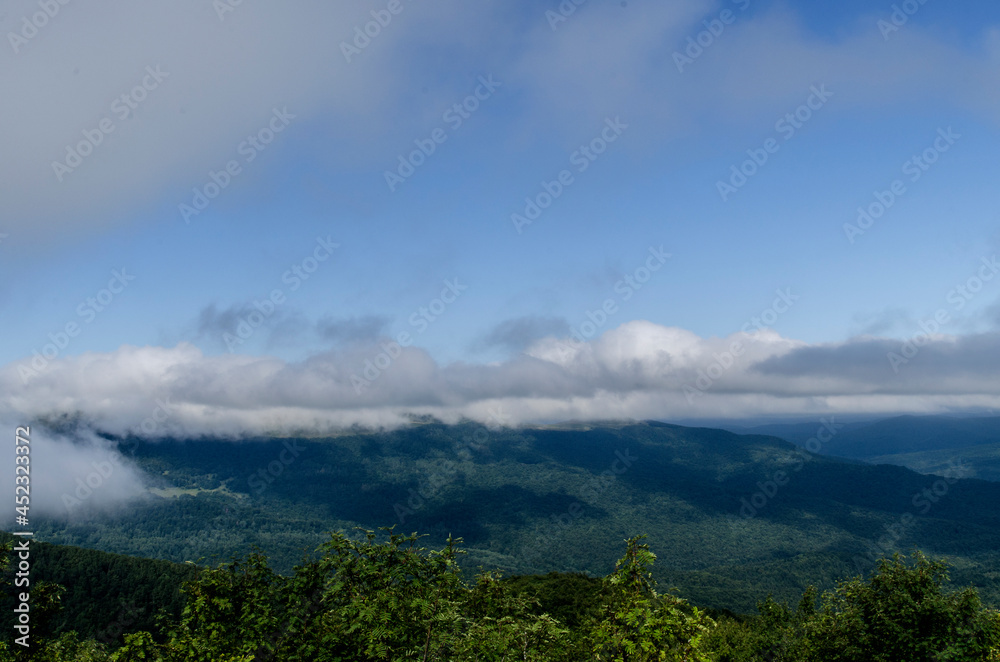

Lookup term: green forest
[33,422,1000,613]
[2,529,1000,661]
[11,420,1000,659]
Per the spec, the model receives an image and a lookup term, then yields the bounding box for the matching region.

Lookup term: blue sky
[3,0,1000,435]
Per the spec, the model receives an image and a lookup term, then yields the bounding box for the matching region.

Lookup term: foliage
[0,532,198,646]
[589,536,715,661]
[450,571,570,661]
[503,571,610,629]
[800,551,1000,662]
[110,528,580,661]
[703,551,1000,662]
[0,539,84,661]
[5,532,1000,660]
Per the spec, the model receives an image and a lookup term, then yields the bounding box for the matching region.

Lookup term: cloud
[0,0,507,248]
[2,422,148,523]
[4,0,1000,252]
[512,2,1000,156]
[193,308,392,351]
[189,301,303,353]
[4,321,1000,439]
[754,332,1000,395]
[851,307,914,336]
[195,302,280,338]
[316,315,391,344]
[474,315,570,353]
[970,295,1000,331]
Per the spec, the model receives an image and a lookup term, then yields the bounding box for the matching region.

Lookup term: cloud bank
[4,320,1000,440]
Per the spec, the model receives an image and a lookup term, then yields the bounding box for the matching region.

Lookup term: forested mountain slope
[29,420,1000,613]
[739,415,1000,482]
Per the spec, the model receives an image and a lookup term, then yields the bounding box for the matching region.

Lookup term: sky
[3,0,1000,443]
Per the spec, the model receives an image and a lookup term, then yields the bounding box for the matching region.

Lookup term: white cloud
[1,423,148,522]
[4,0,1000,250]
[0,0,503,246]
[3,320,1000,439]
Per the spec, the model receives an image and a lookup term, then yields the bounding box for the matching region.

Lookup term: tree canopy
[2,532,999,661]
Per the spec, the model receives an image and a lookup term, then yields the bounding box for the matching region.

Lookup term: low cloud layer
[3,424,148,521]
[4,320,1000,440]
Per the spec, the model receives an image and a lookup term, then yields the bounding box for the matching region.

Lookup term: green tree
[113,528,470,661]
[589,535,714,661]
[801,551,1000,662]
[450,570,570,661]
[1,540,95,662]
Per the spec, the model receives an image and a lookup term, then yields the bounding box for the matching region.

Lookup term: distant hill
[29,421,1000,614]
[721,419,872,448]
[738,415,1000,481]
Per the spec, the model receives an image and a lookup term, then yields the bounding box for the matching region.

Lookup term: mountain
[738,415,1000,481]
[721,419,873,448]
[29,421,1000,614]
